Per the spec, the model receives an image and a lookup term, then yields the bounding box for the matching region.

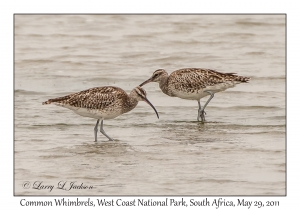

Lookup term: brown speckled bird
[140,68,250,121]
[42,86,159,142]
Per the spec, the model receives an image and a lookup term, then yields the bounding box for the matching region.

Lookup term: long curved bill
[139,78,152,87]
[143,97,159,119]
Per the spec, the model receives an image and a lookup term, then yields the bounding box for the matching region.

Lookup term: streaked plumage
[43,86,159,141]
[140,68,250,121]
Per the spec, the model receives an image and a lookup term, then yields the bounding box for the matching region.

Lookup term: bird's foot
[197,110,206,122]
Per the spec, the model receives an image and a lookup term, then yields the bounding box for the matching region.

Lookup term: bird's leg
[94,119,100,142]
[197,101,206,122]
[100,119,114,141]
[199,91,214,121]
[202,91,214,110]
[197,101,203,121]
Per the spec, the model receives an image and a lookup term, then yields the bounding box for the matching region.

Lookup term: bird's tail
[234,75,251,83]
[223,72,250,83]
[42,95,71,105]
[42,100,51,105]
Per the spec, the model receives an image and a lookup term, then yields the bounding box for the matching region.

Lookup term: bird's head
[139,69,168,86]
[131,86,159,119]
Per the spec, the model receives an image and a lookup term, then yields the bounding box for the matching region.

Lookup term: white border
[2,0,295,209]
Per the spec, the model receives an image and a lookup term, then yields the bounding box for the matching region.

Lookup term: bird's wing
[169,68,244,89]
[43,86,127,110]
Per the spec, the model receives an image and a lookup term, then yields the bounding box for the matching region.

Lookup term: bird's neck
[124,95,139,113]
[158,75,170,95]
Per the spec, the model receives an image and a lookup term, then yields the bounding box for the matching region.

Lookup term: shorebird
[42,86,159,142]
[140,68,250,122]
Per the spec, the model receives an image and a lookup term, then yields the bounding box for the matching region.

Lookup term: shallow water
[14,15,285,195]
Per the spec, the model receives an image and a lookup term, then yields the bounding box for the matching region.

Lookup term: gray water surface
[14,15,285,195]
